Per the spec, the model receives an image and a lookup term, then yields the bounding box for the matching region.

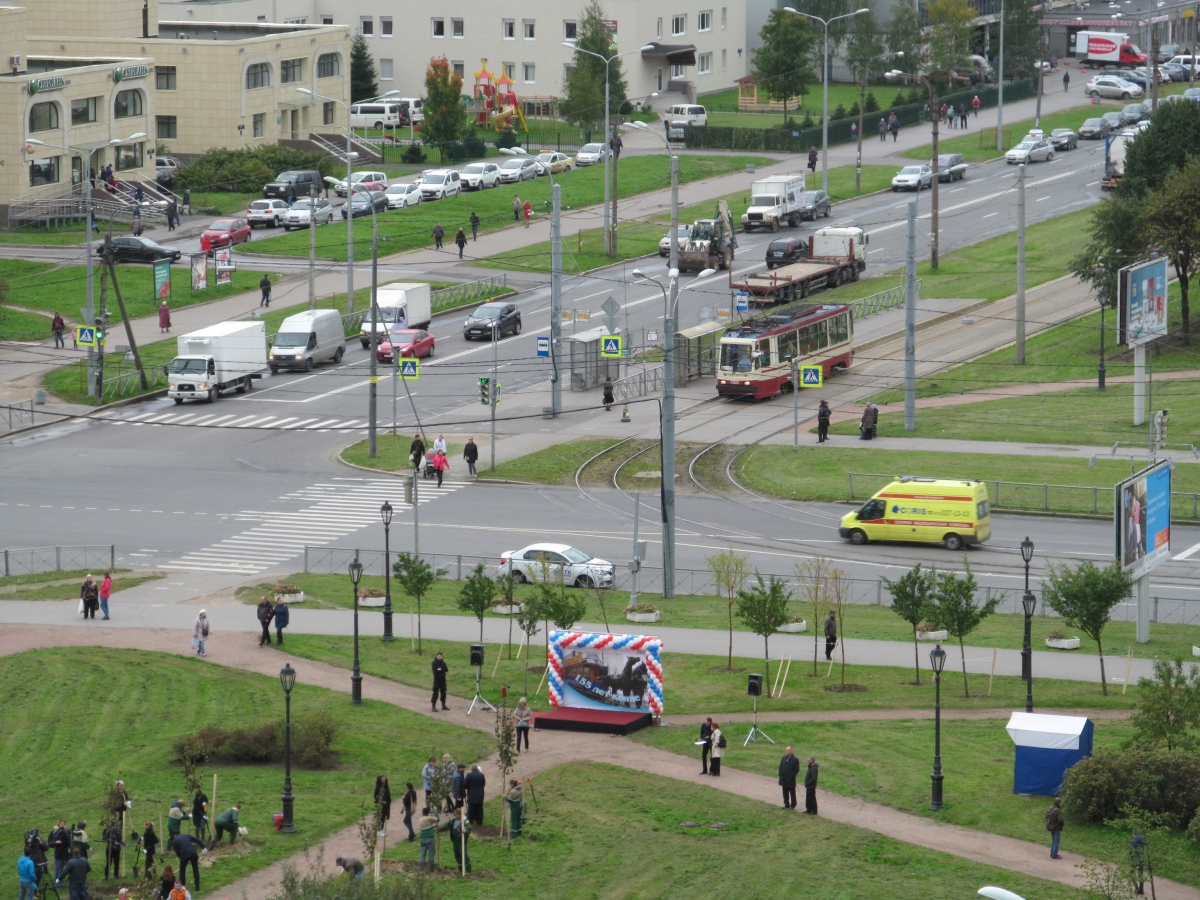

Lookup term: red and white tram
[716,303,854,399]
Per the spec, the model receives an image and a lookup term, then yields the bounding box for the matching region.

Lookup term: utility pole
[105,250,148,390]
[549,182,562,417]
[1035,30,1045,129]
[792,358,800,448]
[930,78,940,270]
[96,246,109,400]
[1016,163,1026,364]
[904,199,917,432]
[996,0,1006,151]
[856,75,866,193]
[604,76,612,255]
[490,325,498,471]
[367,210,379,458]
[610,141,620,257]
[661,155,681,600]
[308,183,316,310]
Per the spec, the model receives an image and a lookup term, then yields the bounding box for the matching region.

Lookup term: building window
[523,19,535,39]
[523,62,535,82]
[71,96,98,126]
[671,15,685,35]
[671,63,685,78]
[656,17,662,37]
[452,18,464,37]
[29,155,60,186]
[29,101,59,132]
[321,15,333,24]
[284,16,307,23]
[564,63,572,82]
[564,21,577,40]
[253,113,265,137]
[114,89,143,119]
[698,52,712,74]
[502,61,515,80]
[380,16,392,36]
[245,63,270,89]
[503,19,515,38]
[317,53,340,78]
[323,101,335,124]
[156,65,177,90]
[379,58,394,80]
[360,16,373,35]
[452,60,465,78]
[281,58,303,83]
[699,10,712,31]
[721,48,727,70]
[115,141,144,171]
[721,6,726,27]
[156,115,178,139]
[432,18,444,37]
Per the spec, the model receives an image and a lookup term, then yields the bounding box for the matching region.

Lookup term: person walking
[816,399,831,443]
[1063,70,1070,92]
[19,847,38,900]
[401,782,418,842]
[1045,797,1065,858]
[439,809,471,874]
[182,188,191,215]
[259,275,271,307]
[807,147,818,173]
[432,433,447,455]
[132,211,143,237]
[824,610,838,660]
[972,95,981,117]
[273,597,289,644]
[432,222,445,250]
[409,433,425,470]
[97,571,113,620]
[779,746,801,810]
[946,104,955,129]
[431,651,449,711]
[859,402,876,440]
[168,833,202,891]
[431,448,449,487]
[961,108,969,130]
[56,848,89,900]
[878,117,887,141]
[256,596,275,647]
[602,376,615,411]
[514,697,533,752]
[158,301,171,334]
[698,717,714,775]
[850,121,858,143]
[80,574,99,619]
[416,808,438,869]
[52,313,65,349]
[523,200,533,227]
[504,781,524,838]
[889,113,900,141]
[208,805,241,848]
[166,200,177,232]
[453,226,468,259]
[512,194,522,222]
[469,211,480,241]
[464,764,486,826]
[709,722,724,776]
[193,610,210,657]
[1129,829,1147,894]
[463,436,479,478]
[804,757,820,814]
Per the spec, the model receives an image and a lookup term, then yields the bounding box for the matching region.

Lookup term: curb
[855,298,994,354]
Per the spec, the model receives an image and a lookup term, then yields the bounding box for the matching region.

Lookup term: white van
[665,104,708,126]
[269,309,346,372]
[350,102,405,130]
[395,97,424,123]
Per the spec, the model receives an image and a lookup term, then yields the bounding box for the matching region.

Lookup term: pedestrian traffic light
[479,377,490,405]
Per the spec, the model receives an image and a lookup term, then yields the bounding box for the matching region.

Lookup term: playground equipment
[473,59,529,132]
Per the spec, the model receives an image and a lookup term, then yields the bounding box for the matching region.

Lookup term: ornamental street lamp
[1021,536,1037,713]
[930,643,947,811]
[279,663,297,833]
[349,555,364,705]
[381,501,394,642]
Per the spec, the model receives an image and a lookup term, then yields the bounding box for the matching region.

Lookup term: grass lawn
[0,305,56,341]
[380,762,1087,899]
[341,434,464,473]
[701,84,897,127]
[237,156,776,263]
[482,437,613,484]
[0,568,162,601]
[184,192,265,217]
[0,647,494,896]
[631,719,1200,889]
[0,223,131,246]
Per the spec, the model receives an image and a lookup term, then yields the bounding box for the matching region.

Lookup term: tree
[545,589,587,632]
[350,33,377,103]
[586,580,615,633]
[1122,95,1200,197]
[999,0,1042,78]
[884,564,937,685]
[1041,560,1133,695]
[886,0,925,75]
[1129,658,1200,750]
[457,563,497,645]
[930,561,998,697]
[393,552,447,655]
[1070,192,1147,324]
[736,574,792,690]
[843,3,887,84]
[560,0,628,128]
[423,56,469,148]
[708,548,751,669]
[497,571,518,658]
[925,0,975,82]
[515,593,544,698]
[1075,856,1137,900]
[827,567,853,686]
[751,8,815,123]
[796,556,834,676]
[1141,159,1200,345]
[493,698,517,843]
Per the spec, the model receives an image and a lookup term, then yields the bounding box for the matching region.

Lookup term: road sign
[734,291,750,312]
[536,336,550,358]
[602,295,621,333]
[479,377,490,405]
[399,359,419,379]
[76,325,96,347]
[601,335,623,358]
[646,330,659,343]
[491,382,502,406]
[800,366,823,388]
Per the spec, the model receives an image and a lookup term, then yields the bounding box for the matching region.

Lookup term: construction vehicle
[1101,130,1135,190]
[678,199,737,272]
[729,226,869,304]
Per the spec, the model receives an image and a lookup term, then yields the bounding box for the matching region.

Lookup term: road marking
[983,213,998,218]
[1173,541,1200,561]
[1036,195,1051,201]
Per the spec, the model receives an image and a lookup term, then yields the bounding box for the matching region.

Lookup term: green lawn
[482,437,614,484]
[0,647,494,896]
[0,569,162,601]
[184,191,264,217]
[900,103,1124,162]
[341,434,464,473]
[237,155,776,263]
[0,223,131,246]
[701,84,898,128]
[381,762,1087,899]
[0,305,56,342]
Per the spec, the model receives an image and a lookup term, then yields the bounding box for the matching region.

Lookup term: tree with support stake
[393,552,445,656]
[930,561,999,698]
[1041,560,1133,696]
[884,564,937,685]
[708,548,750,671]
[736,574,792,693]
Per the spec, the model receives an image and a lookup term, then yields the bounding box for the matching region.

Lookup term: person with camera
[69,823,90,859]
[48,821,71,882]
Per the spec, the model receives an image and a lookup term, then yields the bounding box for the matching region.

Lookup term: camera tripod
[35,864,60,900]
[466,665,495,715]
[743,694,774,746]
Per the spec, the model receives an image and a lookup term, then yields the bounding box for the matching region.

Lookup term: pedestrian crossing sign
[601,335,623,358]
[399,359,420,380]
[76,325,96,347]
[800,366,823,388]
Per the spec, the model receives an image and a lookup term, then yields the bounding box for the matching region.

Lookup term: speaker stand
[467,665,495,715]
[743,694,774,746]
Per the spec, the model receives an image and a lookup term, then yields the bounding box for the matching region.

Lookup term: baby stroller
[420,451,438,480]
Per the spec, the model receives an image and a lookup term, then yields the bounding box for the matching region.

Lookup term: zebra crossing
[159,477,467,575]
[99,409,372,433]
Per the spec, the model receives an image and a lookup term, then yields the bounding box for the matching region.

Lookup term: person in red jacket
[431,449,449,488]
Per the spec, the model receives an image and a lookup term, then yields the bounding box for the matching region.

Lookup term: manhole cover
[707,822,729,829]
[677,821,700,828]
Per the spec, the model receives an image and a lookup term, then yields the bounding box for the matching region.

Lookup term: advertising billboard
[190,253,207,291]
[1119,257,1169,347]
[548,631,663,714]
[153,259,172,300]
[1115,459,1172,577]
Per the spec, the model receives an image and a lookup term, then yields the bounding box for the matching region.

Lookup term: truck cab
[810,226,869,272]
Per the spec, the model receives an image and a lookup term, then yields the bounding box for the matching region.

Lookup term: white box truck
[168,320,268,404]
[741,174,807,232]
[359,281,433,348]
[1074,31,1147,67]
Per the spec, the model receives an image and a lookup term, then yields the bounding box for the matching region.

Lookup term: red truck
[1074,31,1147,68]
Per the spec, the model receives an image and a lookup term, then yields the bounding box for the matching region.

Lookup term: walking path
[2,623,1194,899]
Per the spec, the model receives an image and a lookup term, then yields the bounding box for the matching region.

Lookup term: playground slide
[491,105,515,131]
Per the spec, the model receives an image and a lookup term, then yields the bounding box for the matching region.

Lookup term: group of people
[810,401,877,443]
[878,112,900,142]
[255,595,291,646]
[940,98,978,130]
[78,572,113,620]
[512,195,534,227]
[409,433,480,483]
[431,222,475,259]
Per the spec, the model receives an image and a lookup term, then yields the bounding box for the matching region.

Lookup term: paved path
[3,622,1195,899]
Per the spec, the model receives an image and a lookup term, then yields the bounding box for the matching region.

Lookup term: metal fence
[431,274,508,312]
[302,545,1200,627]
[0,399,36,434]
[2,544,116,577]
[101,363,170,401]
[850,280,922,319]
[615,365,666,401]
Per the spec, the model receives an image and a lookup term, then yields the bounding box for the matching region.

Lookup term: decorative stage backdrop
[547,631,664,714]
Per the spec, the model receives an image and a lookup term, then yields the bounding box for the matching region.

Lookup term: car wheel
[272,216,279,228]
[374,121,384,130]
[334,347,344,363]
[304,357,314,372]
[849,529,868,545]
[766,262,775,269]
[208,388,217,403]
[1047,151,1055,161]
[513,570,528,584]
[1122,92,1131,99]
[513,319,522,335]
[427,343,434,357]
[824,205,831,217]
[269,366,279,374]
[575,575,594,589]
[944,533,965,551]
[1089,90,1100,98]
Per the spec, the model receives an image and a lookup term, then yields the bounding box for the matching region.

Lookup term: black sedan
[99,236,182,264]
[1078,117,1113,140]
[463,301,522,340]
[1048,128,1078,150]
[934,153,968,182]
[340,191,389,219]
[765,237,806,268]
[798,190,831,220]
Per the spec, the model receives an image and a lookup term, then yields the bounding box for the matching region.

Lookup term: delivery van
[269,309,346,372]
[838,477,991,550]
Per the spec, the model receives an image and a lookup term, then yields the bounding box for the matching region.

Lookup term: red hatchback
[200,218,252,254]
[377,328,435,363]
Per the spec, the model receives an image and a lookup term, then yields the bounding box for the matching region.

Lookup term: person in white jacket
[193,611,210,657]
[709,723,724,776]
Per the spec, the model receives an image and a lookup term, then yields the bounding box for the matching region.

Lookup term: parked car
[263,169,322,200]
[1185,87,1200,101]
[331,171,389,198]
[384,182,423,209]
[101,236,182,264]
[463,301,521,340]
[1101,111,1126,132]
[1048,128,1078,150]
[460,162,501,191]
[1160,62,1188,81]
[574,142,607,166]
[765,237,806,268]
[200,218,251,253]
[934,153,969,182]
[798,190,832,219]
[246,199,291,228]
[1005,137,1055,164]
[497,157,537,183]
[419,169,462,200]
[1132,67,1170,85]
[1159,42,1179,62]
[891,164,932,191]
[340,191,389,218]
[659,224,692,257]
[498,542,615,588]
[282,198,334,230]
[1078,117,1113,139]
[155,156,181,184]
[376,328,435,363]
[1085,75,1143,99]
[1121,102,1150,125]
[535,151,573,174]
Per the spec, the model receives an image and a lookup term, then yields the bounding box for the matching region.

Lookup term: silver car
[498,157,537,183]
[1005,137,1055,164]
[282,198,335,230]
[1085,75,1144,100]
[574,142,607,166]
[383,182,422,209]
[891,165,932,191]
[461,162,501,191]
[659,224,692,257]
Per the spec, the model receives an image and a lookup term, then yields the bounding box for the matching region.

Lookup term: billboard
[1116,459,1172,577]
[153,258,172,300]
[190,253,208,291]
[547,631,663,714]
[1119,257,1168,347]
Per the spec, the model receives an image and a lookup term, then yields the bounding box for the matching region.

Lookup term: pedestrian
[431,448,449,487]
[182,188,191,215]
[132,211,143,236]
[1063,70,1070,92]
[158,301,171,334]
[56,848,89,900]
[166,803,186,843]
[373,775,391,834]
[409,433,425,470]
[441,753,458,813]
[610,132,623,159]
[961,108,969,130]
[273,597,289,644]
[335,857,365,880]
[191,790,208,843]
[817,399,830,443]
[208,804,241,848]
[1129,829,1147,894]
[464,764,486,826]
[401,782,417,841]
[259,274,271,307]
[49,821,71,883]
[504,780,524,838]
[286,184,295,206]
[256,596,275,647]
[878,117,887,141]
[947,104,955,129]
[709,722,724,776]
[463,436,479,478]
[158,866,175,900]
[140,823,159,877]
[433,221,445,249]
[850,121,858,143]
[698,717,714,774]
[439,808,471,874]
[193,610,210,657]
[1045,797,1064,858]
[779,745,801,810]
[602,376,614,411]
[102,822,125,880]
[167,199,177,231]
[923,101,930,122]
[134,183,144,205]
[416,808,438,869]
[523,200,532,227]
[18,847,38,900]
[168,833,201,890]
[512,195,522,222]
[807,146,818,173]
[514,696,533,751]
[80,574,99,619]
[859,401,876,440]
[824,610,838,660]
[421,758,437,808]
[455,227,467,259]
[52,312,65,348]
[972,94,981,117]
[431,651,449,711]
[70,822,90,860]
[870,402,879,438]
[469,211,480,241]
[432,433,447,454]
[98,571,113,619]
[889,113,899,141]
[804,757,819,814]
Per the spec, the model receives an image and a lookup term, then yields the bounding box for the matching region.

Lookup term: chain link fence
[2,545,116,577]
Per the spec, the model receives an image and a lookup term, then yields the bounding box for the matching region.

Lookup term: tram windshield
[720,341,758,373]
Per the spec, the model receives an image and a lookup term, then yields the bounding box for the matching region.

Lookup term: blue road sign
[800,365,823,388]
[75,326,96,347]
[601,335,623,358]
[398,359,420,380]
[734,291,750,312]
[536,336,550,358]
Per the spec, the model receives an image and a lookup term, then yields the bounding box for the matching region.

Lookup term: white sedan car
[282,198,335,230]
[1005,137,1055,164]
[499,543,615,589]
[384,182,423,209]
[891,165,932,191]
[461,161,501,191]
[574,142,608,166]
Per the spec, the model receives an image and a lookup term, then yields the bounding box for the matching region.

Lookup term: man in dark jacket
[824,611,838,660]
[209,805,241,847]
[170,832,203,890]
[463,437,479,478]
[273,598,290,645]
[804,757,819,815]
[410,434,426,470]
[57,848,90,900]
[452,764,466,812]
[192,790,209,842]
[438,809,471,874]
[49,821,71,882]
[138,822,160,877]
[1045,797,1064,858]
[102,822,125,879]
[259,275,272,308]
[256,597,275,647]
[817,400,831,443]
[778,746,801,809]
[463,765,486,826]
[80,575,99,619]
[431,652,449,711]
[698,718,713,775]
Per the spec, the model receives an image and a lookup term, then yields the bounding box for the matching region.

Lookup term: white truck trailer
[168,320,268,403]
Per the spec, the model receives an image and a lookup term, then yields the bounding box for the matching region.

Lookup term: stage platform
[534,707,653,735]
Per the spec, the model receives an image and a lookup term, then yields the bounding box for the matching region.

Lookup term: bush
[906,86,923,104]
[292,711,339,769]
[1188,808,1200,847]
[173,715,338,769]
[848,101,860,118]
[402,143,427,164]
[463,135,487,159]
[864,92,880,114]
[175,146,330,194]
[833,103,848,120]
[224,722,281,763]
[1062,747,1200,829]
[892,91,907,109]
[494,128,519,150]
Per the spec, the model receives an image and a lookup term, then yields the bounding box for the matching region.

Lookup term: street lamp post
[893,55,941,269]
[299,88,356,315]
[1097,286,1108,391]
[930,643,947,811]
[381,501,394,642]
[784,7,870,195]
[279,663,297,832]
[1021,536,1036,713]
[349,554,364,705]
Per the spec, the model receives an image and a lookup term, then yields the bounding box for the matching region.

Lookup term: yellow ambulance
[838,477,992,550]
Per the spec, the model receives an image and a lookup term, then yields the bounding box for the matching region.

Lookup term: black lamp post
[930,643,947,811]
[381,501,394,643]
[279,663,297,833]
[1021,536,1036,713]
[1097,286,1108,391]
[349,555,363,705]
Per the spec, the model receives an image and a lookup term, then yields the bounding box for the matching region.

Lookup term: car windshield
[1083,118,1103,127]
[421,173,446,184]
[1052,129,1072,136]
[210,220,234,230]
[291,200,314,210]
[561,547,591,564]
[169,358,208,374]
[273,332,309,348]
[899,167,923,175]
[692,223,715,241]
[580,143,604,154]
[804,192,822,203]
[751,194,778,206]
[1014,142,1037,151]
[389,332,414,344]
[720,342,757,373]
[463,164,486,174]
[473,306,503,320]
[350,173,372,182]
[537,153,556,162]
[500,159,525,169]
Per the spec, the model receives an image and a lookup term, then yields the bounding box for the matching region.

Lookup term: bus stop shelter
[567,326,622,391]
[673,320,724,385]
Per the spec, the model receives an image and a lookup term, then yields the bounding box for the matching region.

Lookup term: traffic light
[491,381,501,406]
[479,377,490,405]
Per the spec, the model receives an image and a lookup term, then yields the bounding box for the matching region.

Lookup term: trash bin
[273,813,284,831]
[34,390,46,405]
